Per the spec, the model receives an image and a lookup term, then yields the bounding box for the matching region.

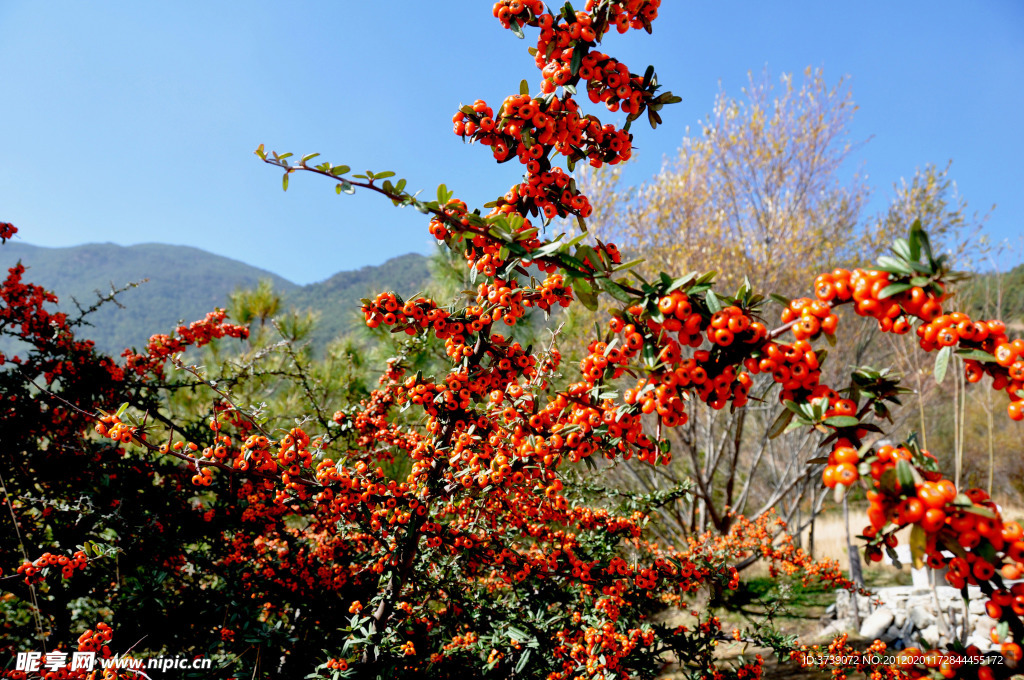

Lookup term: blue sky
[1,2,1022,285]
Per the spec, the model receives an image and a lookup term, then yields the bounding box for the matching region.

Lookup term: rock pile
[822,585,995,651]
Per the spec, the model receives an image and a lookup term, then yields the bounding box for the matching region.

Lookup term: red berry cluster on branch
[16,550,89,584]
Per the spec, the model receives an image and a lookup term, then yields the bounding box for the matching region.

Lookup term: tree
[577,67,872,297]
[3,2,1024,680]
[566,73,990,553]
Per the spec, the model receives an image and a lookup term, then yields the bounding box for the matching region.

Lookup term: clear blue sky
[2,2,1022,285]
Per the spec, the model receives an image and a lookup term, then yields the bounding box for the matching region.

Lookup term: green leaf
[642,65,655,89]
[282,173,289,191]
[515,649,532,674]
[506,626,530,642]
[330,165,351,176]
[955,348,996,363]
[570,42,586,75]
[647,106,662,129]
[767,408,795,439]
[782,400,804,416]
[910,219,933,261]
[959,504,997,519]
[933,345,951,384]
[533,241,565,259]
[375,171,395,179]
[642,341,657,368]
[769,293,791,307]
[575,278,598,310]
[892,238,912,261]
[823,416,860,428]
[612,258,644,273]
[520,79,530,96]
[510,18,525,39]
[575,244,599,269]
[602,279,633,303]
[895,459,916,495]
[907,226,921,261]
[300,152,320,164]
[874,255,914,275]
[559,253,588,273]
[997,621,1010,646]
[437,183,448,205]
[705,289,722,313]
[878,282,912,299]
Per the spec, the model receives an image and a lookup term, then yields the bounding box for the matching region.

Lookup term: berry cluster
[744,339,824,403]
[579,52,647,114]
[121,309,249,379]
[583,0,661,33]
[918,314,1024,419]
[782,296,838,340]
[704,305,765,347]
[17,550,89,584]
[502,167,593,219]
[455,94,633,171]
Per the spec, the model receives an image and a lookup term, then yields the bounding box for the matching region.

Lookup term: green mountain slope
[0,242,300,354]
[288,253,433,350]
[0,242,432,355]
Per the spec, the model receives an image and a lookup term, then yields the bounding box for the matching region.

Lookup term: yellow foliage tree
[566,68,988,549]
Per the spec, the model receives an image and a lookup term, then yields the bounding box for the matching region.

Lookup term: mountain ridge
[0,241,431,354]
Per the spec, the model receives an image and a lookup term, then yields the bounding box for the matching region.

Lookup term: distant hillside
[289,253,432,350]
[0,241,431,355]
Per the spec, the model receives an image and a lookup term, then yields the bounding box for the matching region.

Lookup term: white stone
[974,615,996,639]
[918,624,940,645]
[860,607,895,639]
[909,605,936,630]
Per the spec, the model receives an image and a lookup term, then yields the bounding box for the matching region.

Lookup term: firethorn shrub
[4,3,1024,680]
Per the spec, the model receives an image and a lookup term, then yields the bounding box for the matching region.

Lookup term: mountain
[0,241,430,355]
[290,253,433,351]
